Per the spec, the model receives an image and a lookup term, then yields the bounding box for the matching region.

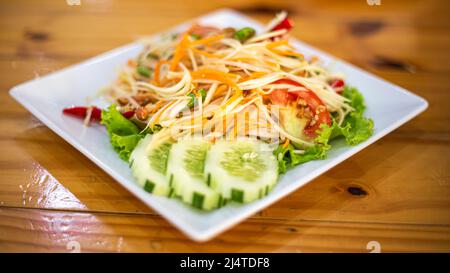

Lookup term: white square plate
[10,9,428,241]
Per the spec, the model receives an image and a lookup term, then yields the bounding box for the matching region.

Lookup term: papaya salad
[63,12,373,210]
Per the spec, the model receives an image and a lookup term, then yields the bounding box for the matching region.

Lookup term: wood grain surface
[0,0,449,252]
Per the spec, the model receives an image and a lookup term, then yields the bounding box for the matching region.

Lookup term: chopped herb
[146,53,159,60]
[234,27,256,42]
[198,88,207,101]
[187,93,196,108]
[152,124,162,132]
[137,66,151,77]
[190,33,201,40]
[187,88,207,108]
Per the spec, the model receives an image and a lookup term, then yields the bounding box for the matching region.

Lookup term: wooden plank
[0,208,449,253]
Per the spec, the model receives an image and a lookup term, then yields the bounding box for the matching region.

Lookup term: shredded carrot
[215,84,228,95]
[244,111,249,136]
[264,60,278,67]
[233,113,238,139]
[266,40,303,59]
[229,57,258,62]
[148,79,158,86]
[170,33,189,71]
[266,40,290,49]
[158,76,183,87]
[190,35,224,46]
[238,72,268,83]
[190,47,222,58]
[150,101,164,114]
[224,92,241,106]
[127,59,137,67]
[271,49,304,58]
[222,116,227,135]
[191,69,241,94]
[282,138,290,148]
[170,32,223,71]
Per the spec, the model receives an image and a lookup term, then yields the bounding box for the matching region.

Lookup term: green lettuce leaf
[339,112,374,145]
[340,86,374,145]
[101,105,139,136]
[110,134,142,161]
[274,126,332,174]
[274,144,331,174]
[320,114,373,146]
[342,86,366,114]
[101,105,143,161]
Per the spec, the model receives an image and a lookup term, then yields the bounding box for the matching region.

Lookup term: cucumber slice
[167,138,221,210]
[205,139,278,203]
[129,134,172,196]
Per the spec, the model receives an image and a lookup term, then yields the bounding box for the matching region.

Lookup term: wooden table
[1,0,449,253]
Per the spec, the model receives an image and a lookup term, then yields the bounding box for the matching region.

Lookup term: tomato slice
[270,79,332,138]
[270,88,296,105]
[330,78,345,94]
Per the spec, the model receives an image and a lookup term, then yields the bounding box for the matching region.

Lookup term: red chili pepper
[63,106,135,122]
[122,111,135,119]
[271,17,294,32]
[330,79,345,94]
[63,106,102,121]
